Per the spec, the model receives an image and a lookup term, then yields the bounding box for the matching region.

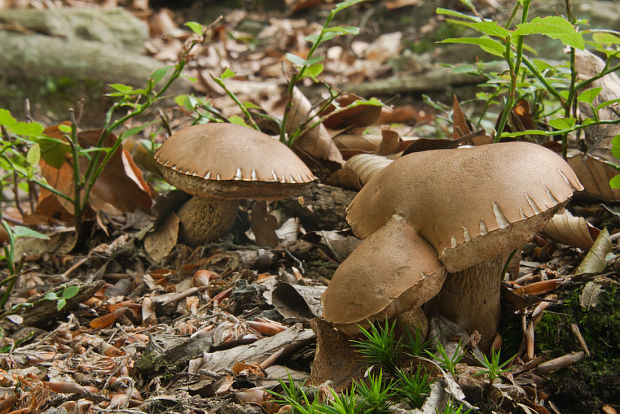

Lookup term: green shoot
[395,365,432,409]
[355,370,394,413]
[351,318,402,372]
[425,340,465,376]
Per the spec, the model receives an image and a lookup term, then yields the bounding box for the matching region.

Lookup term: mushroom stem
[424,255,505,353]
[177,196,240,246]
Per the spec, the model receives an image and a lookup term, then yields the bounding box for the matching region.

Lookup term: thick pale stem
[425,255,504,352]
[177,196,240,246]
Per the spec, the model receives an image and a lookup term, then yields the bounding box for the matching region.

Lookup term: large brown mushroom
[154,123,316,245]
[323,141,583,351]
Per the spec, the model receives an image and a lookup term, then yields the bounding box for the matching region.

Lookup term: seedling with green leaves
[44,285,80,311]
[473,347,516,396]
[425,339,466,376]
[351,318,402,372]
[438,0,620,159]
[395,365,432,409]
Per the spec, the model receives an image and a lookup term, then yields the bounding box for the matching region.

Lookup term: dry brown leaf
[39,125,152,220]
[321,94,381,130]
[287,87,344,166]
[376,127,401,155]
[89,307,128,329]
[568,152,620,201]
[364,32,402,64]
[144,212,180,262]
[333,133,382,157]
[250,201,279,248]
[513,279,562,297]
[543,209,599,249]
[452,94,472,140]
[575,227,612,275]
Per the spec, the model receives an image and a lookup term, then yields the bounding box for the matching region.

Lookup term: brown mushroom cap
[154,123,316,200]
[346,142,583,272]
[321,214,446,335]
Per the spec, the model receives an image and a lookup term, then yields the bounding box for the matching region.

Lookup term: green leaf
[450,20,511,39]
[575,228,611,274]
[62,286,79,299]
[120,124,148,140]
[324,25,360,36]
[39,138,69,169]
[58,124,72,134]
[435,7,480,22]
[10,122,44,137]
[0,109,17,127]
[174,94,189,108]
[592,32,620,45]
[108,83,134,93]
[596,98,620,113]
[45,292,58,301]
[13,226,49,240]
[185,21,203,35]
[56,298,66,310]
[513,16,585,50]
[302,63,324,79]
[577,87,602,104]
[221,68,236,80]
[243,102,262,110]
[285,53,323,67]
[612,135,620,160]
[440,37,505,57]
[150,65,173,83]
[548,117,576,130]
[531,58,554,72]
[610,174,620,189]
[334,0,366,13]
[229,116,249,128]
[26,143,40,166]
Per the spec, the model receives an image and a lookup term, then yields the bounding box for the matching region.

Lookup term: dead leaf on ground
[144,212,180,262]
[575,227,612,275]
[568,151,620,201]
[249,201,279,248]
[321,94,381,130]
[286,87,344,166]
[544,209,599,249]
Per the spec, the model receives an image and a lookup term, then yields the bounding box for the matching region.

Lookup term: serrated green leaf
[185,21,203,35]
[612,135,620,160]
[548,117,576,130]
[62,286,79,299]
[440,37,505,57]
[109,83,134,93]
[450,20,510,39]
[577,87,602,104]
[150,65,173,83]
[592,32,620,45]
[435,7,479,22]
[610,174,620,189]
[221,68,236,79]
[0,109,16,127]
[575,228,611,274]
[13,225,49,240]
[58,124,72,133]
[514,16,585,50]
[26,143,40,166]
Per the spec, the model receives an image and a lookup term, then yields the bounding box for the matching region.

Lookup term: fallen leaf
[144,212,180,262]
[90,307,128,329]
[575,227,612,274]
[568,151,620,201]
[321,94,381,130]
[249,201,279,248]
[543,209,599,248]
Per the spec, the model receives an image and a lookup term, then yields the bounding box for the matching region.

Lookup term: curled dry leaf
[321,94,381,130]
[568,152,620,201]
[90,307,127,329]
[286,87,344,166]
[544,209,599,248]
[328,153,393,190]
[575,227,612,275]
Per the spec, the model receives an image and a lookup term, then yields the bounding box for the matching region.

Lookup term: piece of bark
[1,280,105,328]
[191,323,314,374]
[136,334,213,373]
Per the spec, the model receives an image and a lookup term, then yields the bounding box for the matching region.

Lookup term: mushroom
[154,123,316,245]
[323,141,582,351]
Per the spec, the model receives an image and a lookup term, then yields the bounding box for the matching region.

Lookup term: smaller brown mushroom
[155,123,316,245]
[321,213,447,337]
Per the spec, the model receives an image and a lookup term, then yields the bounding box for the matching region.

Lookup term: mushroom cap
[346,142,583,273]
[154,123,316,200]
[321,214,446,335]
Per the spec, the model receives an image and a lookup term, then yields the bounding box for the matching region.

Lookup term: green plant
[402,325,434,357]
[436,399,472,414]
[351,319,402,372]
[611,134,620,189]
[425,340,465,376]
[395,365,432,409]
[355,370,394,413]
[44,285,80,311]
[0,20,213,246]
[438,0,620,158]
[0,220,48,307]
[473,348,515,396]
